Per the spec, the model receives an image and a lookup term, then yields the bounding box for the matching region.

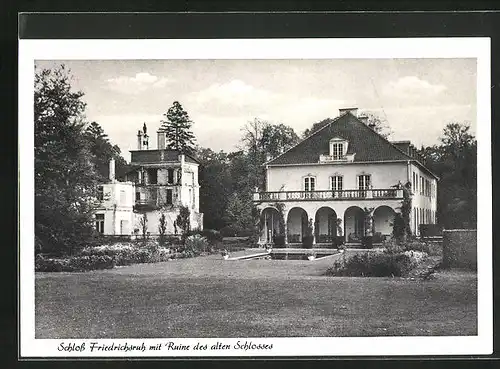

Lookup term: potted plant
[307,250,317,261]
[302,218,314,249]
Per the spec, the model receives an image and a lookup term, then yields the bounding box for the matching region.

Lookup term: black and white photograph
[19,38,492,357]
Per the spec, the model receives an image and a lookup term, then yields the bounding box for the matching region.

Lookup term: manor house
[253,108,438,246]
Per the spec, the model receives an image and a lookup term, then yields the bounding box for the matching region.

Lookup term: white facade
[94,125,203,237]
[94,178,136,236]
[254,108,438,245]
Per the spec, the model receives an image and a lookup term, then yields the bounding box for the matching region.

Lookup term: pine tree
[160,101,196,154]
[84,121,127,180]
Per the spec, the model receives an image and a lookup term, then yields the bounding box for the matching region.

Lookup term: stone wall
[442,229,477,270]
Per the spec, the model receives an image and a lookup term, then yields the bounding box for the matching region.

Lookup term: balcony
[253,188,403,202]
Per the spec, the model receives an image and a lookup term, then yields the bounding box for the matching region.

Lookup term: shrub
[201,229,223,244]
[69,255,115,271]
[382,238,405,254]
[35,255,71,272]
[326,251,419,277]
[80,243,154,266]
[184,234,209,255]
[35,254,115,272]
[188,229,223,244]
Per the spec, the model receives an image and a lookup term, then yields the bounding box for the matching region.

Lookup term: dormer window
[332,143,344,160]
[329,137,348,159]
[320,137,354,163]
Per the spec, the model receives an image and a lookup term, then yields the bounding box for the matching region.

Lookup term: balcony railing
[253,188,403,202]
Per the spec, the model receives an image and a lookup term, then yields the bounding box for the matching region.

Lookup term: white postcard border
[19,37,492,357]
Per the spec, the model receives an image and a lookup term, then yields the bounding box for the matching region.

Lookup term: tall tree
[419,122,477,228]
[160,101,196,154]
[35,65,98,255]
[84,121,127,180]
[261,123,300,159]
[196,147,232,230]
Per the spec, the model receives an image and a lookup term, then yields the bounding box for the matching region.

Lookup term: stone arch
[286,207,308,244]
[344,206,365,243]
[373,205,396,237]
[314,206,338,244]
[260,207,281,244]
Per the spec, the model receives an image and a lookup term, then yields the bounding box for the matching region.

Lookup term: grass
[35,251,477,338]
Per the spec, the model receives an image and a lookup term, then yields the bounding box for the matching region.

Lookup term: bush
[325,251,423,277]
[35,254,115,272]
[184,234,209,255]
[189,229,223,244]
[220,225,253,238]
[69,255,115,271]
[35,255,71,272]
[79,242,169,266]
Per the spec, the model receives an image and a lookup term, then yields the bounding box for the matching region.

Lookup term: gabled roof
[266,112,438,179]
[267,112,411,165]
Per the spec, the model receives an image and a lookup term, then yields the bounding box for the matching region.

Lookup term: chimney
[157,130,166,150]
[339,107,358,117]
[109,158,116,181]
[137,130,143,150]
[142,123,149,150]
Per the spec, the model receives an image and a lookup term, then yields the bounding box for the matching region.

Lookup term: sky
[35,59,477,162]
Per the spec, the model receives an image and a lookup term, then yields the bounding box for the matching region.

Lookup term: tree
[224,193,253,234]
[35,65,98,255]
[160,101,196,154]
[158,213,167,246]
[196,147,232,230]
[139,213,148,242]
[362,112,392,139]
[419,122,477,228]
[176,205,191,242]
[302,118,332,138]
[84,121,127,180]
[261,123,299,159]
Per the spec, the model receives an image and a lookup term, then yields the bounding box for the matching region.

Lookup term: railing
[253,188,403,202]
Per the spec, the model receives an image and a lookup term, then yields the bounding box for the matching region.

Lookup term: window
[332,143,344,160]
[166,189,173,205]
[304,177,315,192]
[97,186,104,201]
[331,176,343,191]
[358,175,371,190]
[167,168,174,184]
[135,192,141,201]
[95,214,104,234]
[412,173,416,192]
[148,169,158,184]
[120,190,126,204]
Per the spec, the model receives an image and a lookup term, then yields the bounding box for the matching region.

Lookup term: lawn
[35,252,477,338]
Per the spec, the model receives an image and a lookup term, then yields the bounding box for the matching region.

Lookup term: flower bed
[35,237,226,272]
